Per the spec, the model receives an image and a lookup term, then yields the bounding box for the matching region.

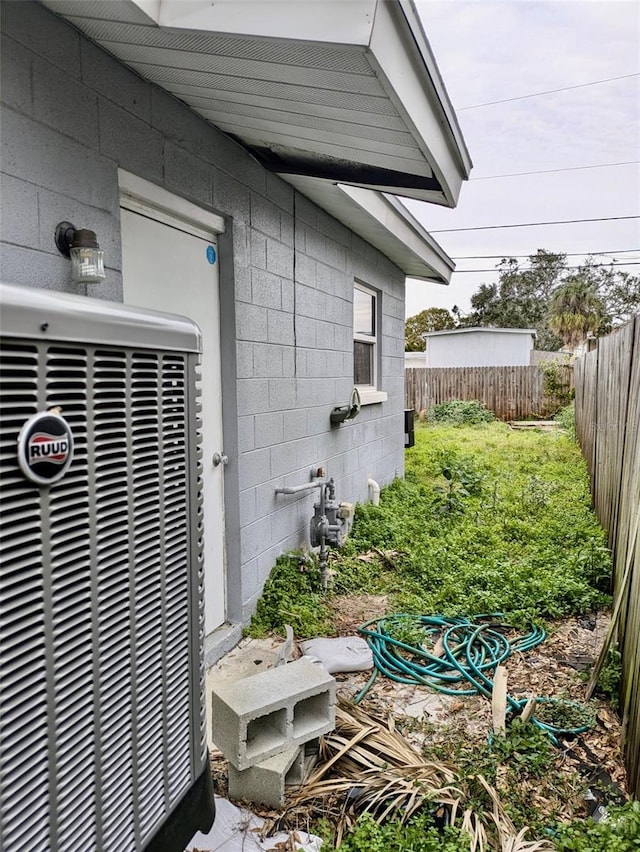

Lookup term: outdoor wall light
[55,221,106,284]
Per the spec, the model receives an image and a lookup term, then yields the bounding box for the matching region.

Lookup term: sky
[406,0,640,319]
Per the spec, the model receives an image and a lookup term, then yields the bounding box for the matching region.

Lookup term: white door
[120,203,226,632]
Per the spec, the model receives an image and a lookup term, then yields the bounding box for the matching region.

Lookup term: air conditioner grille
[0,331,205,852]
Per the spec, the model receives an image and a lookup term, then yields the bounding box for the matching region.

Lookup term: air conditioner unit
[0,283,215,851]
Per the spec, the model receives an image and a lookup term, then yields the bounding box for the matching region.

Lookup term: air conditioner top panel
[0,283,202,353]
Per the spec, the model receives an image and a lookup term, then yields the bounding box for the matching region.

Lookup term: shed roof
[424,327,538,339]
[42,0,470,283]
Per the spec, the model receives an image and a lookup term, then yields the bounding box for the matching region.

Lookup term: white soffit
[43,0,471,206]
[286,176,454,283]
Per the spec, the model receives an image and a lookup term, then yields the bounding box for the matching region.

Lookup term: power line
[470,161,640,181]
[452,249,640,260]
[430,215,640,233]
[452,262,640,274]
[458,72,640,110]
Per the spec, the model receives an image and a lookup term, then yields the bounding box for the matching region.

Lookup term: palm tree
[548,279,607,352]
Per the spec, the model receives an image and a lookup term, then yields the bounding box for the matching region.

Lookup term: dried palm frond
[473,775,555,852]
[290,698,551,851]
[293,698,459,823]
[460,808,488,852]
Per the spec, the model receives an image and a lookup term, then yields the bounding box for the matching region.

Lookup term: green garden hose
[356,614,593,744]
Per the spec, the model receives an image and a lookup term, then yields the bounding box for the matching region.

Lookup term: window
[353,283,387,404]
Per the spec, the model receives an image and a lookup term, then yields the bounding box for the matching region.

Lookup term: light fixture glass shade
[69,229,106,283]
[70,246,105,283]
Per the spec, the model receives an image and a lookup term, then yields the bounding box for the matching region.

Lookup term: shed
[424,327,537,368]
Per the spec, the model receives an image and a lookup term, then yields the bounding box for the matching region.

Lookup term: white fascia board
[284,175,452,283]
[339,185,453,281]
[381,193,454,267]
[396,1,472,178]
[139,0,377,43]
[336,181,448,206]
[368,1,471,207]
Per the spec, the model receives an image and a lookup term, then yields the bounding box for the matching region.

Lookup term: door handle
[212,452,229,467]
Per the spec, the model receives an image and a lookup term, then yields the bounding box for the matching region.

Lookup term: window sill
[357,388,388,406]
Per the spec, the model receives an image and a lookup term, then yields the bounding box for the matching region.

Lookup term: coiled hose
[356,614,593,744]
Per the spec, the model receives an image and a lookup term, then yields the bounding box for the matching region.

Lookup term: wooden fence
[574,316,640,797]
[405,364,573,421]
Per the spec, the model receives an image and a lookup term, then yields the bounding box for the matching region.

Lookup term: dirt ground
[208,597,628,834]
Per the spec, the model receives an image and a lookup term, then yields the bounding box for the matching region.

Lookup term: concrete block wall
[1,1,407,651]
[235,191,407,621]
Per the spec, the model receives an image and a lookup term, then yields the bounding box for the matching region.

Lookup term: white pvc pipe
[275,478,324,495]
[368,478,380,507]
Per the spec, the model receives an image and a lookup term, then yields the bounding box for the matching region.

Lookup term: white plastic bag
[187,795,323,851]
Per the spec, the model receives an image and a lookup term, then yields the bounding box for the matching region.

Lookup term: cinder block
[269,377,297,411]
[267,309,294,345]
[227,744,304,807]
[0,174,39,247]
[98,98,163,184]
[253,269,283,311]
[266,238,293,278]
[33,56,99,148]
[237,446,271,490]
[250,192,282,240]
[164,141,213,207]
[240,515,272,563]
[253,343,284,379]
[266,171,294,214]
[1,35,33,114]
[211,658,335,770]
[236,302,269,342]
[1,108,113,207]
[1,1,82,77]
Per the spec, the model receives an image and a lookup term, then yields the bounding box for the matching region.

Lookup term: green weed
[316,811,472,852]
[552,799,640,850]
[425,399,495,425]
[555,402,577,441]
[596,645,622,709]
[246,552,333,639]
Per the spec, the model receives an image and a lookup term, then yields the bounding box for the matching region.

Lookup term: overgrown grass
[247,423,630,850]
[249,421,611,638]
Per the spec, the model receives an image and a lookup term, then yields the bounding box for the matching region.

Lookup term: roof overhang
[42,0,471,207]
[287,177,455,282]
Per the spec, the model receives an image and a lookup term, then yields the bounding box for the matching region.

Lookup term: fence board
[404,365,573,421]
[574,316,640,798]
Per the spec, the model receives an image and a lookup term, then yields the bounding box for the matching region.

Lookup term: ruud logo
[17,411,75,485]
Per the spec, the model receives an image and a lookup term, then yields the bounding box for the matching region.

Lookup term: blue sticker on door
[206,245,217,264]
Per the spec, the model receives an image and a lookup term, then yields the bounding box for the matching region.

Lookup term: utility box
[404,409,415,448]
[0,283,215,851]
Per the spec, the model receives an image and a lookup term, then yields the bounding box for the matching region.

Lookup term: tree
[460,250,566,349]
[597,270,640,326]
[405,307,456,351]
[548,278,608,351]
[462,251,639,350]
